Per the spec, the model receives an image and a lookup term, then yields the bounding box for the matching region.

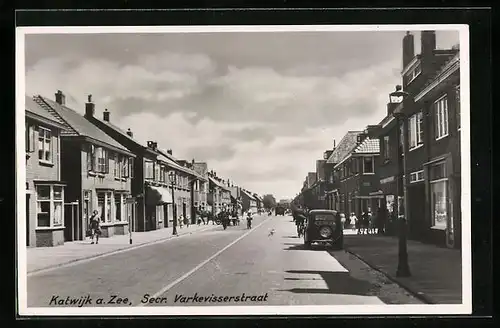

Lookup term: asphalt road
[27,214,421,308]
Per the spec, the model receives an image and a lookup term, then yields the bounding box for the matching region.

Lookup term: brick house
[83,106,170,232]
[157,149,204,225]
[240,189,257,213]
[372,31,461,248]
[33,92,135,241]
[326,129,381,218]
[191,161,210,214]
[25,95,67,247]
[207,172,231,214]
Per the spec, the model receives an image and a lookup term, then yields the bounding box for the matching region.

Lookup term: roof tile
[326,131,363,164]
[353,137,380,154]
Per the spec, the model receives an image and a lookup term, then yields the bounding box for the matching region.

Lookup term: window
[435,95,449,139]
[38,127,52,162]
[407,62,422,84]
[456,86,461,130]
[115,194,124,221]
[87,144,95,171]
[410,170,424,183]
[408,112,424,149]
[95,147,109,173]
[145,161,154,179]
[106,192,112,223]
[97,192,113,223]
[83,190,92,228]
[36,185,64,227]
[122,156,129,177]
[129,158,134,178]
[383,136,390,159]
[26,123,35,153]
[155,162,160,181]
[363,156,374,174]
[431,180,448,229]
[114,153,120,178]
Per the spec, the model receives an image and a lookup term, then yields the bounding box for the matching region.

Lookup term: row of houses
[294,31,462,249]
[25,92,263,247]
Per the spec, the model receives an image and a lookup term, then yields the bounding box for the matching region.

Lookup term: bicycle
[297,221,305,237]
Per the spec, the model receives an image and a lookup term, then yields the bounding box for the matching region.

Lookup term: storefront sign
[380,176,395,184]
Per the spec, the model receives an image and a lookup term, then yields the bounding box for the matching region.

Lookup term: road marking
[27,225,219,277]
[137,216,272,307]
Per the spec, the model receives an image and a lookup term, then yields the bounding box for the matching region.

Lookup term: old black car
[275,206,286,216]
[303,209,343,250]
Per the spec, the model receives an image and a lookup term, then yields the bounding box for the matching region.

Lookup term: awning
[146,186,173,205]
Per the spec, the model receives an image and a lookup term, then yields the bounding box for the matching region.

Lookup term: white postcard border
[16,24,472,316]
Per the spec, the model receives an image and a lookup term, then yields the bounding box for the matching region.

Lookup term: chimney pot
[103,108,110,122]
[167,149,172,155]
[126,128,133,137]
[84,94,95,118]
[55,90,66,105]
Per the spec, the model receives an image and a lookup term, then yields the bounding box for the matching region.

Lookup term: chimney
[402,31,415,68]
[126,128,133,137]
[333,139,336,148]
[365,125,380,138]
[103,108,110,122]
[192,158,195,164]
[84,94,95,118]
[55,90,66,105]
[167,149,172,155]
[421,30,436,58]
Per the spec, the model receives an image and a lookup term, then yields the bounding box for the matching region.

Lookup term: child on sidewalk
[89,210,101,244]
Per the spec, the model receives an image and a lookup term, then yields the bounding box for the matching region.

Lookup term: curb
[27,224,219,275]
[344,247,436,304]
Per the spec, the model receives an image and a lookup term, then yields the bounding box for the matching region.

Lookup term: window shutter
[105,149,110,173]
[130,159,134,178]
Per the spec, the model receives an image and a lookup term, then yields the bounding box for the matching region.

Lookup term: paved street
[28,215,421,308]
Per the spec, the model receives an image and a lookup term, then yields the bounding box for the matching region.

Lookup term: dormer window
[406,62,422,84]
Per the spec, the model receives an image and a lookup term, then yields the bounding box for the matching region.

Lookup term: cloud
[24,30,460,199]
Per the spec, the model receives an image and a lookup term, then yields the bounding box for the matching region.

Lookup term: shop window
[431,180,448,229]
[97,192,113,223]
[38,127,52,162]
[363,156,375,174]
[36,185,64,227]
[115,194,124,221]
[435,95,449,139]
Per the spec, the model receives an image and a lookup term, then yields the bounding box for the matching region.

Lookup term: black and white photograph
[16,24,471,316]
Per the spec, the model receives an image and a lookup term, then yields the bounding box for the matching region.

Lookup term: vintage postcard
[16,24,471,316]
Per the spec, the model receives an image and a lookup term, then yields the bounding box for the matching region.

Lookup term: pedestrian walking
[339,212,346,230]
[89,210,101,244]
[361,210,370,235]
[184,215,190,228]
[350,213,357,231]
[377,205,387,235]
[178,215,184,228]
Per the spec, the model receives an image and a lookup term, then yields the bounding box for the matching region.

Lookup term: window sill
[100,222,115,227]
[35,226,64,231]
[362,172,375,175]
[113,221,129,226]
[409,144,424,152]
[114,177,121,181]
[436,134,449,141]
[39,160,55,167]
[430,225,447,231]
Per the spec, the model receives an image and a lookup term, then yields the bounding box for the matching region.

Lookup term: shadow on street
[278,270,378,296]
[283,243,328,251]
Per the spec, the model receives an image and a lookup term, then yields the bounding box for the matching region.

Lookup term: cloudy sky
[24,28,459,200]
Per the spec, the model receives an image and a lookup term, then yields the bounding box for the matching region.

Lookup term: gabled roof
[241,189,256,200]
[326,131,363,164]
[25,95,66,129]
[208,176,230,191]
[352,137,380,154]
[34,96,132,155]
[93,116,150,149]
[156,148,205,180]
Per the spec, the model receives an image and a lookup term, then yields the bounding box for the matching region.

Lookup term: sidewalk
[27,223,218,274]
[343,233,463,304]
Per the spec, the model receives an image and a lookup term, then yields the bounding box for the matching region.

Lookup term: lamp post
[389,85,412,277]
[168,171,178,236]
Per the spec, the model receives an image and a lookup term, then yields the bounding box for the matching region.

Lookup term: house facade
[373,31,461,248]
[326,129,381,218]
[25,96,67,247]
[241,189,257,213]
[191,161,210,215]
[207,173,231,214]
[34,92,135,242]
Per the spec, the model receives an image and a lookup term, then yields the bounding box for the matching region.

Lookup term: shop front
[424,155,457,248]
[378,175,399,235]
[145,184,172,230]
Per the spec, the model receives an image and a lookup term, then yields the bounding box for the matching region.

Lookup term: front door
[26,194,30,246]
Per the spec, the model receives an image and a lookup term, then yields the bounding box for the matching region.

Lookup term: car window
[313,214,335,221]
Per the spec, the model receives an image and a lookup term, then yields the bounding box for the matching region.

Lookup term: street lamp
[168,171,178,236]
[389,85,412,277]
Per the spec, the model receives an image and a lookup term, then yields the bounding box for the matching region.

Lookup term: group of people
[342,206,388,235]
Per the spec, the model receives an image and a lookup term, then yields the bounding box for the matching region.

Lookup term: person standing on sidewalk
[89,210,101,244]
